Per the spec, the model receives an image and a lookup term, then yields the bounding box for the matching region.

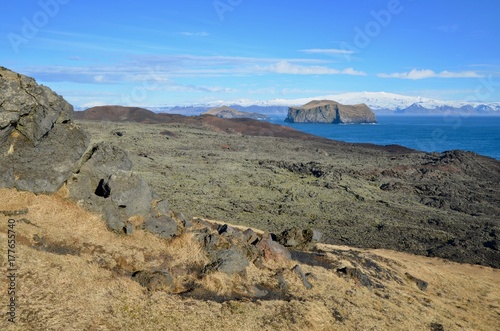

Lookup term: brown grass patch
[0,188,499,330]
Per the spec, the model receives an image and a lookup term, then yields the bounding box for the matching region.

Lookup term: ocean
[269,115,500,160]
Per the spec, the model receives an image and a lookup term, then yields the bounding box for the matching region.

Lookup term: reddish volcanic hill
[76,106,319,140]
[75,106,160,123]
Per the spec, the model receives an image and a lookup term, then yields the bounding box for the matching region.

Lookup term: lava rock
[0,67,90,194]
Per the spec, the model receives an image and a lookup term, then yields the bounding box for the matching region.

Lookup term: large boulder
[0,66,89,194]
[0,66,73,145]
[285,100,377,124]
[67,141,177,236]
[0,67,177,238]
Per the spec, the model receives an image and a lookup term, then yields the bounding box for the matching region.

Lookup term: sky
[1,0,500,107]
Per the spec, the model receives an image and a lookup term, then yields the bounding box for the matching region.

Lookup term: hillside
[1,188,499,330]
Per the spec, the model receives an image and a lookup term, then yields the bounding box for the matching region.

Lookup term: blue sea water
[269,115,500,160]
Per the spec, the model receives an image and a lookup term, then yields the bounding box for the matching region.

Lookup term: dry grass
[1,188,499,330]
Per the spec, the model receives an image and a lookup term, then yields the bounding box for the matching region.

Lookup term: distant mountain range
[76,92,500,116]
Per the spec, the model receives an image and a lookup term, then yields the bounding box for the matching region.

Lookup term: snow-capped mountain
[173,92,500,114]
[79,92,500,115]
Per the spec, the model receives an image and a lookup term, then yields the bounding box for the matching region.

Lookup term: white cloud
[263,61,366,76]
[300,48,355,55]
[377,68,484,80]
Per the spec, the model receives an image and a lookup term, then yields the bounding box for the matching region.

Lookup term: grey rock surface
[143,215,179,239]
[0,66,73,146]
[67,141,172,235]
[203,247,249,275]
[0,67,89,193]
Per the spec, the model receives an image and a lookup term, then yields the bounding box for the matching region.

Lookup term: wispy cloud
[262,61,366,76]
[178,31,210,37]
[22,55,365,84]
[377,68,484,80]
[300,48,355,55]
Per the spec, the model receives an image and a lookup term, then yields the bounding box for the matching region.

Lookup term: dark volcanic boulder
[0,67,177,238]
[285,100,377,124]
[67,141,177,235]
[0,66,89,194]
[0,66,74,145]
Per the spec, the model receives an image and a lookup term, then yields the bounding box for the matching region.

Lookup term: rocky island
[285,100,377,124]
[203,106,269,120]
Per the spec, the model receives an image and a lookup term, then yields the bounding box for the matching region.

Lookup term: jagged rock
[203,247,249,275]
[132,270,174,291]
[0,66,73,146]
[285,100,377,124]
[197,230,220,250]
[66,141,178,236]
[257,234,291,262]
[278,227,322,249]
[0,67,89,194]
[217,223,235,235]
[217,223,246,241]
[243,228,260,245]
[276,271,289,292]
[292,265,313,290]
[153,200,170,217]
[77,142,133,177]
[337,266,374,289]
[143,215,179,239]
[109,171,154,216]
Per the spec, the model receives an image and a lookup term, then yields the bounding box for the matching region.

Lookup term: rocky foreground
[2,188,499,330]
[1,67,500,330]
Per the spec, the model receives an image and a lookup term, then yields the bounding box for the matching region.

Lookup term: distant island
[285,100,377,124]
[203,106,269,120]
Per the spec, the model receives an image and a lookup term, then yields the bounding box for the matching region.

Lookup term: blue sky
[2,0,499,106]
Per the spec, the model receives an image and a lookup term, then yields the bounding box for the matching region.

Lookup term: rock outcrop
[0,66,89,194]
[203,106,269,120]
[66,141,177,235]
[0,67,178,237]
[285,100,377,124]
